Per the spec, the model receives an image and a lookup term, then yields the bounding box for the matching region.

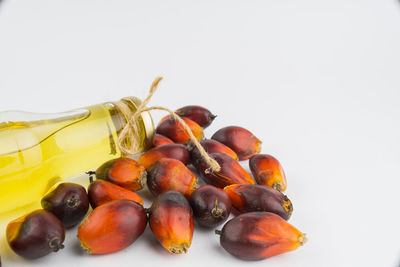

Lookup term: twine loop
[113,77,221,173]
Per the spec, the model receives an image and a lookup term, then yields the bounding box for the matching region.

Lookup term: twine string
[113,77,221,173]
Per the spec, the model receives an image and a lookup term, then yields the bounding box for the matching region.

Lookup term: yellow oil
[0,98,150,217]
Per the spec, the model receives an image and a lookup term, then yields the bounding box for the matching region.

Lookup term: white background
[1,0,400,266]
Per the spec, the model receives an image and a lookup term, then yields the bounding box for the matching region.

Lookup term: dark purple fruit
[224,184,293,220]
[189,185,231,228]
[6,210,65,259]
[175,105,216,128]
[41,183,89,228]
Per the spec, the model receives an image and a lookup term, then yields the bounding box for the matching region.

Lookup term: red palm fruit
[153,134,174,147]
[88,179,143,208]
[6,210,65,259]
[198,153,255,188]
[147,158,197,198]
[138,143,190,168]
[249,154,287,192]
[41,183,89,228]
[211,126,262,160]
[216,212,306,260]
[156,115,204,144]
[96,158,146,191]
[224,184,293,220]
[159,114,170,122]
[78,200,147,254]
[149,191,193,254]
[190,139,238,167]
[175,105,216,128]
[189,184,231,228]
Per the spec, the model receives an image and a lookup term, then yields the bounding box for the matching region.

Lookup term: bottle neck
[110,97,154,155]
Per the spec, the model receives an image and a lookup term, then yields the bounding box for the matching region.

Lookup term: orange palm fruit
[249,154,287,192]
[153,134,174,147]
[216,212,306,260]
[224,184,293,220]
[156,115,204,144]
[149,191,193,254]
[211,126,262,160]
[138,143,190,168]
[198,153,254,188]
[78,200,147,254]
[147,158,197,198]
[175,105,216,128]
[190,139,238,167]
[88,179,143,208]
[96,158,146,191]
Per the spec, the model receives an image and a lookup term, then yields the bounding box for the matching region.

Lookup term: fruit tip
[49,237,64,252]
[282,198,293,213]
[140,170,147,189]
[77,237,92,254]
[255,141,262,154]
[272,182,284,192]
[169,244,189,254]
[298,233,308,246]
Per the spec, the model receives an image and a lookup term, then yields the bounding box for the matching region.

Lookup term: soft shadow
[71,239,88,256]
[139,187,155,205]
[140,227,171,257]
[193,220,221,234]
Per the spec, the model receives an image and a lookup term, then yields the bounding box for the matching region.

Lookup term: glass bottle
[0,97,154,215]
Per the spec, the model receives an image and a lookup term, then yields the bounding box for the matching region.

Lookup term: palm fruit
[6,210,65,259]
[216,212,306,260]
[138,143,190,168]
[147,158,197,198]
[224,184,293,220]
[190,139,238,168]
[249,154,287,192]
[149,191,193,254]
[153,134,174,147]
[41,183,89,228]
[198,153,254,188]
[175,105,216,128]
[189,184,231,228]
[211,126,262,160]
[156,115,204,144]
[96,158,146,191]
[88,179,143,208]
[77,200,147,254]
